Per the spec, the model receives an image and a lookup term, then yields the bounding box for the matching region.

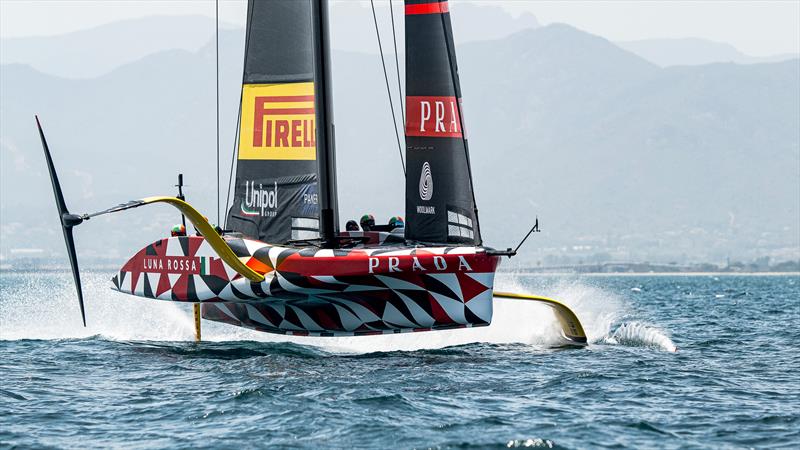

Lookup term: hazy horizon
[2,0,798,57]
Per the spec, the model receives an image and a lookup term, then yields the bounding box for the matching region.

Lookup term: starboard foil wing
[493,292,588,346]
[404,0,481,245]
[227,0,338,245]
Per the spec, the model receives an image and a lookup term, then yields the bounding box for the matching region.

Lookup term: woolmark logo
[241,181,278,217]
[419,162,433,201]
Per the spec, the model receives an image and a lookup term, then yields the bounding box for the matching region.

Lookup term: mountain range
[617,38,799,67]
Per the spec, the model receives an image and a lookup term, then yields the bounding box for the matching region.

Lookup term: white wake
[603,322,678,352]
[0,271,676,353]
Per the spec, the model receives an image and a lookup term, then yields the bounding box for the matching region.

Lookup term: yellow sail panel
[238,82,317,161]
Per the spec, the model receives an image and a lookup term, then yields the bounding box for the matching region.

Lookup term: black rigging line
[223,110,243,230]
[370,0,405,175]
[215,0,221,225]
[389,0,405,130]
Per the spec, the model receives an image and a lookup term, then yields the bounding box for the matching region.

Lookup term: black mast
[311,0,339,248]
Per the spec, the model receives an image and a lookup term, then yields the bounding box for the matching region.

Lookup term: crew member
[360,214,375,231]
[345,220,359,231]
[195,216,221,236]
[388,216,404,229]
[171,224,186,237]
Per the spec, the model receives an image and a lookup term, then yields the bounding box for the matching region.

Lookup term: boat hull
[112,236,500,336]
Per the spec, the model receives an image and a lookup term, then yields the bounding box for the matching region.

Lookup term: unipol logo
[406,96,463,138]
[241,181,278,217]
[419,162,433,201]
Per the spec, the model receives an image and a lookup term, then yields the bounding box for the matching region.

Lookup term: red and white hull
[113,236,501,336]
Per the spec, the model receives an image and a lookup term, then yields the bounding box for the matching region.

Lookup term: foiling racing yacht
[38,0,586,345]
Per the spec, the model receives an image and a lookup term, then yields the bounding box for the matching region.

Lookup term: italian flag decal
[200,257,212,276]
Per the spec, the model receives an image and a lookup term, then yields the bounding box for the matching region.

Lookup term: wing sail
[404,0,481,245]
[227,0,330,245]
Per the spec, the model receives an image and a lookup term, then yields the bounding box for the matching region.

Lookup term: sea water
[0,271,798,448]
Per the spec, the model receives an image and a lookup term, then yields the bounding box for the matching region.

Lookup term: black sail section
[227,0,321,244]
[404,0,481,245]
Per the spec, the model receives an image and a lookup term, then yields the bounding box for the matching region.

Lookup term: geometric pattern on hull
[112,236,500,336]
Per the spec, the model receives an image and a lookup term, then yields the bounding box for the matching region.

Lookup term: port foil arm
[85,196,265,283]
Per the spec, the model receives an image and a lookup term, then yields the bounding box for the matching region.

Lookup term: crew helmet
[388,216,405,228]
[359,214,375,231]
[171,224,186,237]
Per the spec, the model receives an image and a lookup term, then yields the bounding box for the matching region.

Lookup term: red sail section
[406,96,462,138]
[405,1,450,15]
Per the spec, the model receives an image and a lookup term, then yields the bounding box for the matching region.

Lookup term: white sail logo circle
[419,162,433,201]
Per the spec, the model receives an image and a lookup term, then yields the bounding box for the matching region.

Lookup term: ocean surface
[1,271,798,449]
